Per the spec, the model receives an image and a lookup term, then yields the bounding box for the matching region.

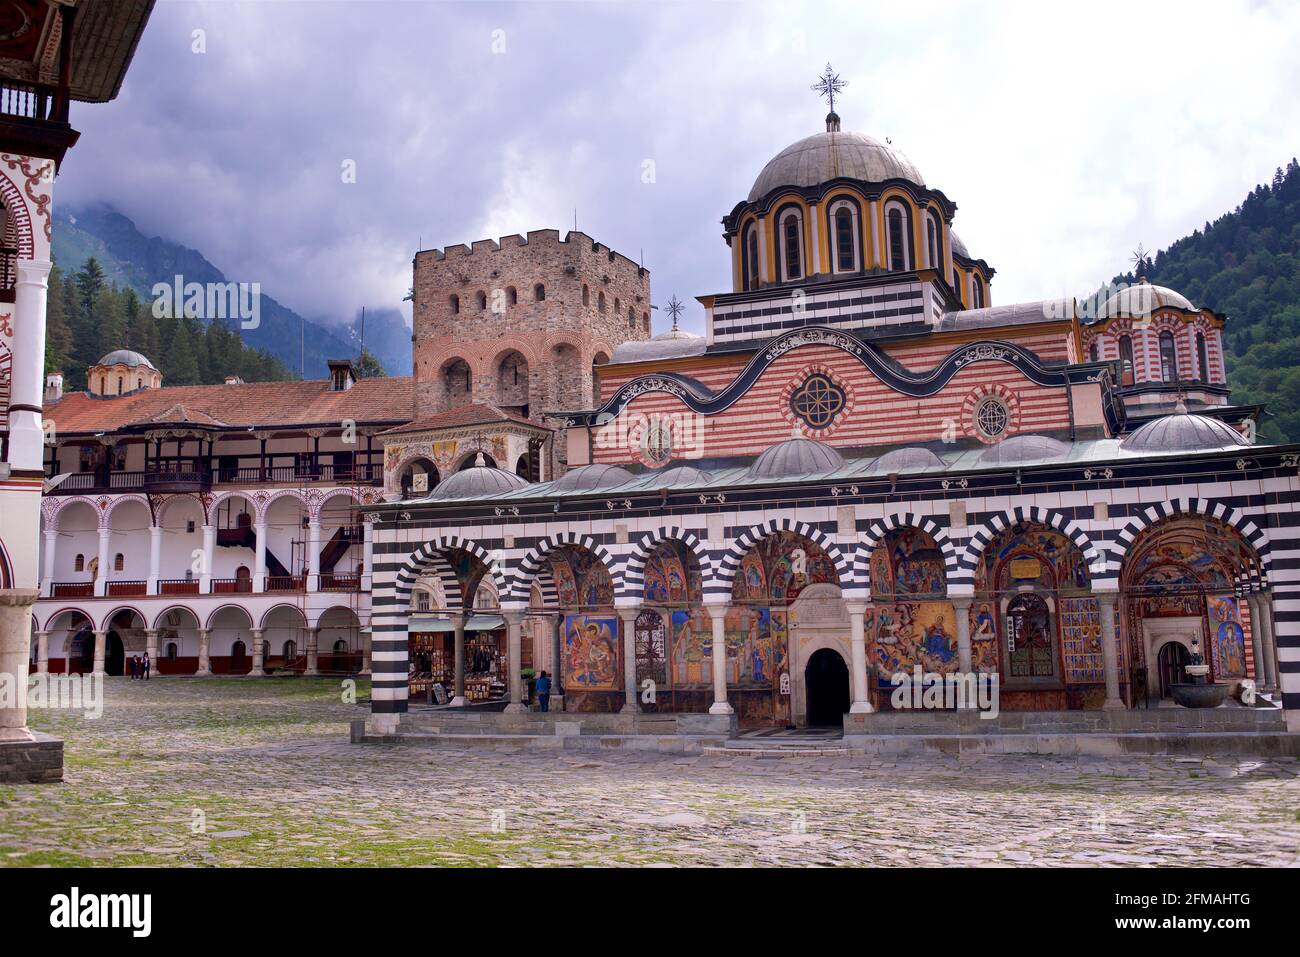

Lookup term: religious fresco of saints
[722,606,784,687]
[869,602,959,675]
[643,544,690,605]
[549,549,614,609]
[1207,596,1247,679]
[669,607,713,687]
[564,614,619,690]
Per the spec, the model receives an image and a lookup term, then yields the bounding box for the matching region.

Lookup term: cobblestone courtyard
[2,678,1298,867]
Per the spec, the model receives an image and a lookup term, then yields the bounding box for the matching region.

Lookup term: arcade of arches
[396,515,1276,728]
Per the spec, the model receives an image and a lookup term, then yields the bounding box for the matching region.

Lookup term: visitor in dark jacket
[535,671,552,712]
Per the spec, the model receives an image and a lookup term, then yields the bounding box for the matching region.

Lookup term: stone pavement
[2,677,1298,867]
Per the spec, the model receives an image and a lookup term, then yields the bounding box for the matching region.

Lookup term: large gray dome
[748,128,924,202]
[96,349,157,370]
[873,446,946,473]
[648,464,712,487]
[748,437,844,479]
[610,326,706,364]
[551,464,636,492]
[1121,411,1247,454]
[979,434,1071,465]
[432,461,530,499]
[1099,281,1194,319]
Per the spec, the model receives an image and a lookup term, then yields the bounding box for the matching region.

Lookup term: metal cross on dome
[665,294,685,330]
[811,62,847,114]
[1131,242,1150,279]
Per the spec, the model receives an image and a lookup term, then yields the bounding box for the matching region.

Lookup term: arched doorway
[804,648,849,726]
[104,632,125,676]
[1157,641,1190,696]
[70,628,95,675]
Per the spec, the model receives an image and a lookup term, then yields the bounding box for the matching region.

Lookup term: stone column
[1095,591,1125,710]
[359,628,372,676]
[549,612,564,711]
[1258,592,1280,693]
[362,520,374,590]
[94,527,111,596]
[951,596,973,673]
[0,590,40,742]
[200,524,215,593]
[503,610,525,713]
[303,627,319,676]
[147,526,162,593]
[35,630,49,674]
[253,522,268,592]
[249,628,265,676]
[6,259,52,472]
[144,629,158,667]
[705,602,732,715]
[42,530,57,597]
[617,606,640,714]
[807,202,821,275]
[307,521,321,591]
[195,628,211,676]
[1246,593,1271,690]
[92,629,107,676]
[449,613,467,706]
[845,600,873,714]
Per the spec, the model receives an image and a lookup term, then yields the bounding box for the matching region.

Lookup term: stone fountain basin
[1169,682,1229,709]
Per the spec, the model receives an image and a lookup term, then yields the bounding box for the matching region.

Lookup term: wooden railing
[51,462,383,494]
[319,574,361,592]
[0,80,66,123]
[264,575,305,592]
[211,578,253,594]
[51,582,93,598]
[158,579,200,595]
[106,580,147,597]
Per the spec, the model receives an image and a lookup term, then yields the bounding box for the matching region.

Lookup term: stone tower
[410,229,651,475]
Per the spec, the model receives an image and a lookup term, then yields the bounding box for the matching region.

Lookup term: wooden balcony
[158,579,200,596]
[211,578,254,594]
[264,575,306,593]
[0,79,79,166]
[319,574,361,592]
[51,582,93,598]
[106,580,147,597]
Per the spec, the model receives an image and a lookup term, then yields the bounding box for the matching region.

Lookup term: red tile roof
[380,402,548,435]
[44,376,415,434]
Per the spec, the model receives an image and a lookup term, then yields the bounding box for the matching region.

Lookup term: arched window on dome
[1196,332,1209,382]
[970,274,985,309]
[777,206,804,282]
[884,201,913,272]
[925,210,941,269]
[1118,335,1135,386]
[1159,330,1178,382]
[742,222,760,290]
[828,199,860,274]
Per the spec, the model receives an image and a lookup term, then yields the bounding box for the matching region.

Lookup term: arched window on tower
[582,284,589,306]
[1159,330,1178,382]
[449,294,460,314]
[1118,335,1135,386]
[778,207,804,282]
[507,286,517,306]
[742,222,760,290]
[598,291,606,313]
[628,306,635,330]
[829,200,859,274]
[1196,332,1209,382]
[534,283,545,301]
[1088,338,1100,362]
[925,211,941,269]
[885,202,912,271]
[476,290,487,311]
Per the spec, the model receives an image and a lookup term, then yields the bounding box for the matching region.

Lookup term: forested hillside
[1109,158,1300,442]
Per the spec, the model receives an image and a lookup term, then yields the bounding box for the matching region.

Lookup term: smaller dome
[1121,410,1247,454]
[96,349,157,370]
[950,231,970,260]
[748,437,844,479]
[550,463,637,492]
[1099,281,1194,319]
[648,464,712,487]
[873,446,946,473]
[610,327,706,364]
[432,456,530,499]
[979,434,1071,465]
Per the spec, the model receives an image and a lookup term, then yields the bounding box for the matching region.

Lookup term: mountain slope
[1107,158,1300,442]
[52,206,412,378]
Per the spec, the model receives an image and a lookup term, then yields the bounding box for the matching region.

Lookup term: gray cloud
[57,0,1300,336]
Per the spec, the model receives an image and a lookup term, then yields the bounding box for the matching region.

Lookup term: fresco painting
[564,614,620,690]
[1207,595,1247,679]
[869,527,946,598]
[723,606,787,688]
[643,540,695,605]
[1059,596,1105,684]
[548,547,614,609]
[869,601,959,675]
[668,607,713,687]
[969,601,999,672]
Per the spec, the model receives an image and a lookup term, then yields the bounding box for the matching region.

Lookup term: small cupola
[44,371,64,403]
[327,359,357,392]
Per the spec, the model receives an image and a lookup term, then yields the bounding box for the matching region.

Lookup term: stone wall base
[0,731,63,783]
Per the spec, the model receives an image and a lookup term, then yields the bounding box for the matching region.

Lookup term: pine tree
[356,348,387,378]
[44,263,74,375]
[168,315,202,385]
[93,282,126,360]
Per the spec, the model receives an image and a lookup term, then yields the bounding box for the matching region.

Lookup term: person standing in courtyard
[535,670,551,712]
[142,651,151,681]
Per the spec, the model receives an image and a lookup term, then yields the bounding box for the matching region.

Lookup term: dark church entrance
[1157,641,1190,698]
[804,648,850,726]
[104,632,125,677]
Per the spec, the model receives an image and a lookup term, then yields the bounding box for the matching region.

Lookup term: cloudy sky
[58,0,1300,337]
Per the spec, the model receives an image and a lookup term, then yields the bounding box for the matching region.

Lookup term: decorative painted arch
[258,603,307,630]
[504,532,619,606]
[393,535,506,609]
[261,488,311,518]
[855,513,959,592]
[148,604,202,631]
[96,605,149,633]
[0,162,40,260]
[209,489,267,524]
[0,538,10,590]
[44,495,99,530]
[1108,497,1271,583]
[715,518,858,599]
[958,506,1103,585]
[154,492,207,527]
[313,488,358,521]
[621,524,713,601]
[103,493,154,528]
[310,604,363,629]
[206,604,255,630]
